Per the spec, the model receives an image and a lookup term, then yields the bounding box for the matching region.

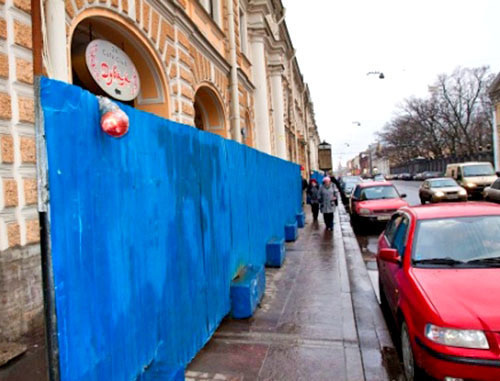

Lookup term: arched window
[70,15,170,118]
[193,86,226,137]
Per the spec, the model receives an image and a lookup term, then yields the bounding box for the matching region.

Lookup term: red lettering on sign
[100,62,132,88]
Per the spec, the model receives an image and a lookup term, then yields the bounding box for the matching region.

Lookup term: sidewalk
[186,206,399,381]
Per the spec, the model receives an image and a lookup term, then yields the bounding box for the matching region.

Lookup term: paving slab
[187,207,395,380]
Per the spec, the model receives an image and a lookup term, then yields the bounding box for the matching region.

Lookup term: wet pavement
[187,207,401,381]
[0,328,48,381]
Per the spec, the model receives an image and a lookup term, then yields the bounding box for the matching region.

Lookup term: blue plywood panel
[311,171,324,184]
[40,78,302,381]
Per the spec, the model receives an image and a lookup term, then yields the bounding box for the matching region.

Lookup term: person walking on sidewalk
[307,179,320,222]
[319,177,336,231]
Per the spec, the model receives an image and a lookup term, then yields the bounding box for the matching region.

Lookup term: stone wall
[0,0,40,341]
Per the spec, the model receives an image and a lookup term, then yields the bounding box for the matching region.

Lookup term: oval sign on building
[86,39,140,102]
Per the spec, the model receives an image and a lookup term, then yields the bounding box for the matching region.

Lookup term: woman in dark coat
[307,179,320,221]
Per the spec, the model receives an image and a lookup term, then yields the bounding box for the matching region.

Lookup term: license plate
[377,215,390,221]
[447,195,458,199]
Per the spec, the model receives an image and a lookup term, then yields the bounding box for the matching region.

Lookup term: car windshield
[374,175,385,181]
[344,179,361,188]
[412,216,500,267]
[343,176,361,183]
[429,179,458,188]
[360,186,399,200]
[463,164,494,177]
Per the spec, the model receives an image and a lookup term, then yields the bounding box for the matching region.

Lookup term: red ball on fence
[100,109,129,137]
[98,96,130,138]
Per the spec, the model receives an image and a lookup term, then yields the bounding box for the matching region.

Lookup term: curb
[336,203,397,381]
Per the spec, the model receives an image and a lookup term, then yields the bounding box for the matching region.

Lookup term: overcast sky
[284,0,500,167]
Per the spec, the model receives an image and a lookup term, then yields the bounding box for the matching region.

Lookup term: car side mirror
[400,193,407,198]
[379,248,401,264]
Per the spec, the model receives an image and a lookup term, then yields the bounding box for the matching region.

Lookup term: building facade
[0,0,320,341]
[489,73,500,170]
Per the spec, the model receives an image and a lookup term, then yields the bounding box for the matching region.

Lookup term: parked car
[349,182,408,230]
[413,172,425,181]
[339,176,363,203]
[445,162,497,198]
[422,171,442,180]
[377,203,500,381]
[419,177,468,204]
[400,173,413,181]
[483,178,500,203]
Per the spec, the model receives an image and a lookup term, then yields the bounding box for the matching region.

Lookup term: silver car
[419,177,468,204]
[483,178,500,203]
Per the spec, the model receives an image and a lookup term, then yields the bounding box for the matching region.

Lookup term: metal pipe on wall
[45,0,69,82]
[35,76,61,381]
[226,0,242,143]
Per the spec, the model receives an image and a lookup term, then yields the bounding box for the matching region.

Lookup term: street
[355,180,422,301]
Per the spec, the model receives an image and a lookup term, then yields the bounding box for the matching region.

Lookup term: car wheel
[401,321,423,381]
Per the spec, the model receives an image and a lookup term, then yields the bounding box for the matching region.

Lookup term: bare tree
[378,66,494,163]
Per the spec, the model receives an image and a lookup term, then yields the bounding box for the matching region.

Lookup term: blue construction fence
[40,78,302,380]
[310,170,324,184]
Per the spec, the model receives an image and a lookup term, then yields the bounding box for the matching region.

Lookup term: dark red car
[349,181,408,229]
[377,202,500,381]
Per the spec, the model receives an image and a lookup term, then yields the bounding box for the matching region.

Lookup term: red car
[350,181,408,228]
[377,202,500,381]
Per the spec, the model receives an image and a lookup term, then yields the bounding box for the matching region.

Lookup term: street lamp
[367,71,385,79]
[318,141,332,172]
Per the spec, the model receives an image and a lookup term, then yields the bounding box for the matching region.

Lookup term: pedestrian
[301,177,308,205]
[307,179,320,221]
[319,177,336,231]
[329,174,342,203]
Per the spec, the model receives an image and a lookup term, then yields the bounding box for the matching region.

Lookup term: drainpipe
[226,0,241,143]
[32,0,42,75]
[45,0,69,82]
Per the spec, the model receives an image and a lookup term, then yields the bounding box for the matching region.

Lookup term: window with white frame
[239,7,248,55]
[199,0,221,25]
